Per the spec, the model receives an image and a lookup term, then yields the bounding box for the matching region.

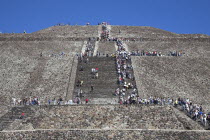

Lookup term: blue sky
[0,0,210,35]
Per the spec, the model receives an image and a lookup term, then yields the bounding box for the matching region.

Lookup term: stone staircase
[73,57,119,103]
[88,98,118,104]
[0,106,35,131]
[174,105,210,130]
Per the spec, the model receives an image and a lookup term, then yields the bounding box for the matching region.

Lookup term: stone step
[0,121,14,123]
[87,98,118,104]
[78,68,117,72]
[81,89,116,93]
[77,74,118,77]
[77,69,117,73]
[75,92,116,96]
[79,81,118,85]
[1,129,210,139]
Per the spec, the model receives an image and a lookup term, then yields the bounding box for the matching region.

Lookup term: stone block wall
[0,129,210,140]
[0,40,84,108]
[111,26,177,38]
[97,41,116,55]
[3,105,203,130]
[34,25,99,38]
[111,26,209,39]
[132,56,210,111]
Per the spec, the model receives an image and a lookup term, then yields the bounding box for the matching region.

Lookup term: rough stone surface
[0,41,84,105]
[34,25,98,38]
[65,56,78,100]
[111,26,210,38]
[132,56,210,111]
[3,105,204,130]
[97,41,116,55]
[0,129,210,140]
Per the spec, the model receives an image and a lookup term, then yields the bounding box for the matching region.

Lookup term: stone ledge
[1,129,210,140]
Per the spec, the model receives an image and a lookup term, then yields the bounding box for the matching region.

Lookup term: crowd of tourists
[11,96,85,106]
[116,85,210,126]
[100,22,110,40]
[175,98,210,127]
[39,51,75,58]
[130,50,184,56]
[117,95,210,127]
[93,50,184,57]
[114,39,138,105]
[12,97,40,106]
[11,96,66,106]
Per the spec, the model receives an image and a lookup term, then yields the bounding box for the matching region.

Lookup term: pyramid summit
[0,24,210,139]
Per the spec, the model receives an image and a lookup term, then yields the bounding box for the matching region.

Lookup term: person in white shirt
[12,98,16,105]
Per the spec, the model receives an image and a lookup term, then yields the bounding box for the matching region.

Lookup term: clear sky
[0,0,210,35]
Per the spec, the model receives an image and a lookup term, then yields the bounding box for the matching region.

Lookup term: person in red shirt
[85,98,89,104]
[20,112,25,119]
